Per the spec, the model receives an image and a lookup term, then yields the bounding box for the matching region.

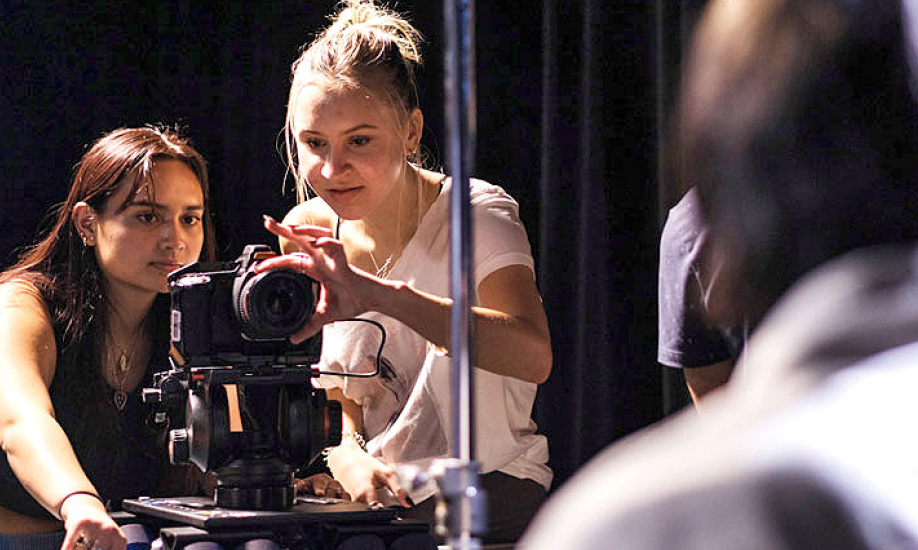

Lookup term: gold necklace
[107,321,145,412]
[350,170,439,279]
[109,343,135,411]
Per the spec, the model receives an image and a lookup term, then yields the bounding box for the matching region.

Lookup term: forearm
[2,413,99,519]
[4,413,125,548]
[361,276,551,383]
[263,219,552,383]
[322,388,409,505]
[323,387,364,468]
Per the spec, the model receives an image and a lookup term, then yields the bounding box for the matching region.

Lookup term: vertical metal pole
[443,0,483,548]
[445,0,476,468]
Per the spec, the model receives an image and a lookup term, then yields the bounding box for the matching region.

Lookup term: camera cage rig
[143,244,386,513]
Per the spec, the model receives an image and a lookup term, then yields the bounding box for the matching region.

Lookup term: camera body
[168,244,321,368]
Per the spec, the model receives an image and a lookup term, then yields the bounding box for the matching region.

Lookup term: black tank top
[0,304,172,520]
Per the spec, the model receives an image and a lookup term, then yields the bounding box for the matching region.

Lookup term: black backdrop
[0,1,705,490]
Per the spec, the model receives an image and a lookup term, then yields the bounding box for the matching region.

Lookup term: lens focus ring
[236,270,315,340]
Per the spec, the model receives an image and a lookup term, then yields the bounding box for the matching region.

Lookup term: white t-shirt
[314,178,553,503]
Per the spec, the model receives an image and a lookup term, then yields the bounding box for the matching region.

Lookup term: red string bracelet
[57,491,105,518]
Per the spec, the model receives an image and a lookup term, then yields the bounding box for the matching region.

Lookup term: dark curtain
[535,0,709,485]
[0,0,705,492]
[535,0,659,486]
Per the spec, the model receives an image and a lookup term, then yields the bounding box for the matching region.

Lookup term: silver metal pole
[442,0,484,548]
[445,0,475,465]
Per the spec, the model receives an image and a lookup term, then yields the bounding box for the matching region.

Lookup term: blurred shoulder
[282,198,336,231]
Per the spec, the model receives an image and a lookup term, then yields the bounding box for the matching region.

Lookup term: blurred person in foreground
[522,0,918,547]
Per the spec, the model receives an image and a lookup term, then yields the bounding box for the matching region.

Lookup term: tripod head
[147,364,341,511]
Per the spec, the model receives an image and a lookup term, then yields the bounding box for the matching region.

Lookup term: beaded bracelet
[341,430,367,450]
[322,430,368,462]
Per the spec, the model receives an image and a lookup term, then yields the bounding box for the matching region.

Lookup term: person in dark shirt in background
[658,186,743,409]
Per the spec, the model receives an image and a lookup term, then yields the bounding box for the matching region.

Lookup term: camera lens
[236,270,315,340]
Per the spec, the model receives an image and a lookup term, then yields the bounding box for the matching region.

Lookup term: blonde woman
[258,0,553,544]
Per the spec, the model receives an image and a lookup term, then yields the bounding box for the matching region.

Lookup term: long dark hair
[0,127,219,503]
[0,126,218,498]
[0,126,216,414]
[1,125,217,375]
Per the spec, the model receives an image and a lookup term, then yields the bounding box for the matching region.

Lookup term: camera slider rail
[122,496,429,550]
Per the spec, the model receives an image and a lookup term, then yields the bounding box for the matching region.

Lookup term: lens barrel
[236,269,315,340]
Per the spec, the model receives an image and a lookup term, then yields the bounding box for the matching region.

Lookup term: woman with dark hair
[0,126,217,550]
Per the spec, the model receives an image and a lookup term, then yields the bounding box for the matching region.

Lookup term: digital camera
[149,245,338,510]
[168,244,321,367]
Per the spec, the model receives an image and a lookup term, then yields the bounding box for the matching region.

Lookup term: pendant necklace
[369,249,395,279]
[352,172,428,279]
[109,344,131,411]
[108,320,144,412]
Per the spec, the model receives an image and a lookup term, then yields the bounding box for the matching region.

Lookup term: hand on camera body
[258,217,380,343]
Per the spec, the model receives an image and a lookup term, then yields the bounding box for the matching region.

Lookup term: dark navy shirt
[658,188,742,368]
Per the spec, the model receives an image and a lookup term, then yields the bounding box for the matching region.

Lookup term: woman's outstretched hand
[257,216,373,343]
[60,495,126,550]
